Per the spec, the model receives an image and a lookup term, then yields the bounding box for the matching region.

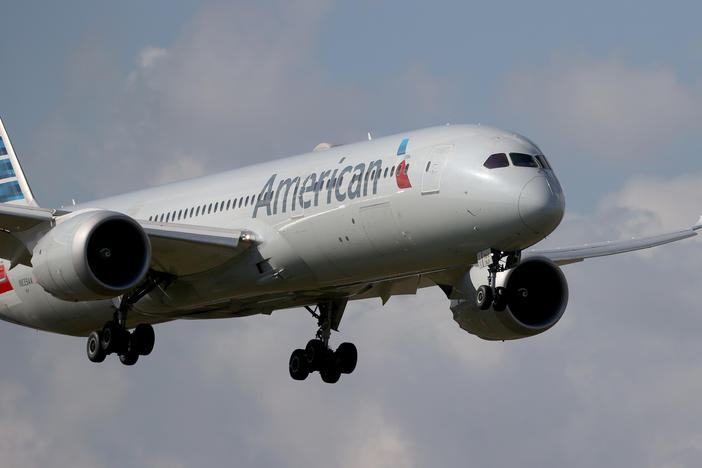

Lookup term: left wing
[525,216,702,265]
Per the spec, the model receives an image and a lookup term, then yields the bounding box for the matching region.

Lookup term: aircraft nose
[518,176,565,234]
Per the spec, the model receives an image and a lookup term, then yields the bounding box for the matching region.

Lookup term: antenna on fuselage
[367,132,372,141]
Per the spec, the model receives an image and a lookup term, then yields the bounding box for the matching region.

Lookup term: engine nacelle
[32,210,151,301]
[451,257,568,340]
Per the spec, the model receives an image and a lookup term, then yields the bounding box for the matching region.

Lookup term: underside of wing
[526,216,702,265]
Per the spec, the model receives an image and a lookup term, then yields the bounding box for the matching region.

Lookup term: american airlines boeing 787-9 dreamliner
[0,116,698,383]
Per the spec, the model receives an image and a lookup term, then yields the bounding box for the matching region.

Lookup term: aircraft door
[421,144,453,194]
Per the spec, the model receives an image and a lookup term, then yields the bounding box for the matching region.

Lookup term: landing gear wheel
[87,331,106,363]
[493,287,508,312]
[289,349,310,381]
[335,342,357,374]
[476,285,493,310]
[305,339,325,371]
[119,333,139,366]
[320,360,341,384]
[133,324,155,356]
[100,321,122,354]
[119,351,139,366]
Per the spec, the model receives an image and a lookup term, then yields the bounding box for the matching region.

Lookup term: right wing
[525,216,702,265]
[141,221,257,276]
[0,204,258,276]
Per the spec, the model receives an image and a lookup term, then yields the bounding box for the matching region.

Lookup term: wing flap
[526,217,701,265]
[141,221,256,276]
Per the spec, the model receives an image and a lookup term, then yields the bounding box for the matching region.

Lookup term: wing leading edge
[525,216,702,265]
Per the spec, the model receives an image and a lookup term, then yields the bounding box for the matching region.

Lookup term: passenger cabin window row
[147,192,259,223]
[146,162,412,222]
[483,153,552,170]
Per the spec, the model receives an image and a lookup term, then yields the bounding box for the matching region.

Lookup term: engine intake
[32,210,151,301]
[451,257,568,340]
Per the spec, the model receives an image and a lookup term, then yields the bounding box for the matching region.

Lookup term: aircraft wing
[525,216,702,265]
[0,204,257,275]
[0,204,58,266]
[141,221,257,276]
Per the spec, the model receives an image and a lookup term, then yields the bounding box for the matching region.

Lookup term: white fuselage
[0,124,565,335]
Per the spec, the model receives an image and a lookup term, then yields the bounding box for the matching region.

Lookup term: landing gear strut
[86,273,168,366]
[289,299,357,384]
[475,249,520,312]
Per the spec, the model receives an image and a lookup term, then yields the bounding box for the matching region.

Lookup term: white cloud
[502,57,701,162]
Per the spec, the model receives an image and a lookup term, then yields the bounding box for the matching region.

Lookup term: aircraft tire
[336,342,357,374]
[119,333,140,365]
[476,285,493,310]
[320,361,341,384]
[493,287,508,312]
[134,324,155,356]
[101,321,123,354]
[289,349,309,380]
[87,331,106,363]
[304,339,325,371]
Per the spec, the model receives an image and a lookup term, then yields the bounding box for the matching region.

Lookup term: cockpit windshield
[484,152,553,170]
[483,153,509,169]
[509,153,539,168]
[535,155,552,170]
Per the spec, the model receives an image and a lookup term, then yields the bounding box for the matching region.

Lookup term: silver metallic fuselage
[0,124,565,335]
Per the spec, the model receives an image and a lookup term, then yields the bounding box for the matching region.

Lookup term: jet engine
[31,210,151,301]
[450,257,568,340]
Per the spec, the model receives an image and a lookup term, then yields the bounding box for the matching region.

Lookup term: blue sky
[1,2,701,467]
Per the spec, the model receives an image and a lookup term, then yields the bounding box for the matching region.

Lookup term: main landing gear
[289,300,357,384]
[475,249,520,312]
[86,273,168,366]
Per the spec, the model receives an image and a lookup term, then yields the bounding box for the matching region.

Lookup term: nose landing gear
[475,249,519,311]
[289,299,357,384]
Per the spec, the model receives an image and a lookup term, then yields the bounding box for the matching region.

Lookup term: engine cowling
[451,257,568,340]
[31,210,151,301]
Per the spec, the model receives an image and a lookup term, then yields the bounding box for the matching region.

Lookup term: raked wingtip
[692,215,702,231]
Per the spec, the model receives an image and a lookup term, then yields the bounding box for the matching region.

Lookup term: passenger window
[226,200,231,210]
[510,153,539,168]
[405,163,409,173]
[245,196,249,206]
[208,204,212,214]
[189,207,194,217]
[384,168,388,178]
[239,198,243,208]
[214,202,219,212]
[178,210,182,220]
[483,153,509,169]
[390,166,395,176]
[425,161,431,172]
[166,213,170,222]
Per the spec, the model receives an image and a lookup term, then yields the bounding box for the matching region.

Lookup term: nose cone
[519,176,565,234]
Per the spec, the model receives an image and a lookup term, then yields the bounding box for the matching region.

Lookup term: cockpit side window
[483,153,509,169]
[510,153,539,168]
[535,155,552,170]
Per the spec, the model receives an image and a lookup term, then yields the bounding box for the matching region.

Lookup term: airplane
[0,116,699,384]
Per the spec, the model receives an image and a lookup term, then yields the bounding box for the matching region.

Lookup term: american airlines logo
[253,139,412,218]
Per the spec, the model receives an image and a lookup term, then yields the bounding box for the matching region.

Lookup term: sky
[0,1,701,467]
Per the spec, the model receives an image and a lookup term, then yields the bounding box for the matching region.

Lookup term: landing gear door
[421,144,453,194]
